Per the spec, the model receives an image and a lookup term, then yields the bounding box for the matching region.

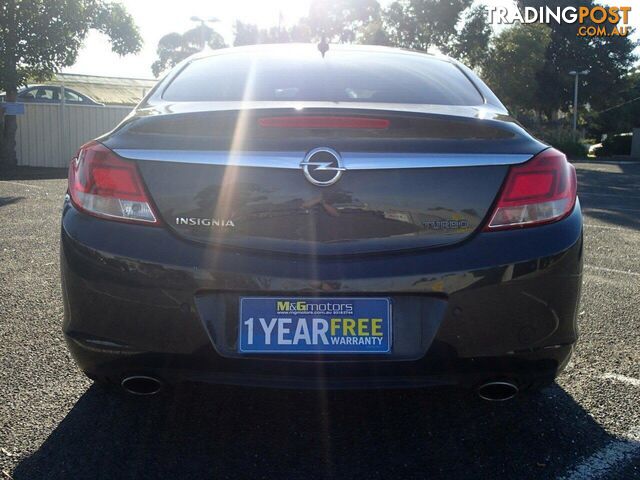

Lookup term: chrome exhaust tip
[121,375,163,396]
[477,381,519,402]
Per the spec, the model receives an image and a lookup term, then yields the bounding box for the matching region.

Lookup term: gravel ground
[1,162,639,479]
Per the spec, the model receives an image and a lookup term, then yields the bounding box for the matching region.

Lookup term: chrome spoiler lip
[114,150,532,169]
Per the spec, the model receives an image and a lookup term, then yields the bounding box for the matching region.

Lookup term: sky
[64,0,639,79]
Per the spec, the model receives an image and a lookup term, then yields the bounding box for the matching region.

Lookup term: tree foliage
[151,25,226,77]
[233,1,380,47]
[442,5,492,71]
[383,0,472,51]
[518,0,637,118]
[586,70,640,137]
[306,0,382,43]
[0,0,141,165]
[483,23,552,115]
[0,1,141,92]
[358,19,392,46]
[233,21,312,47]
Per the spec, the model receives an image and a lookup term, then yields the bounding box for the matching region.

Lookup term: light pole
[190,16,219,51]
[568,69,589,135]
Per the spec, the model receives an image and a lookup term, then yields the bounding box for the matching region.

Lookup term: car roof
[22,85,82,92]
[190,43,453,65]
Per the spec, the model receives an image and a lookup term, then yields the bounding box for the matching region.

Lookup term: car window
[35,87,59,101]
[64,90,84,103]
[162,50,484,106]
[20,89,37,99]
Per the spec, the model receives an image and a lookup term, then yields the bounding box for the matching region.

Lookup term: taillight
[68,141,159,225]
[258,116,390,129]
[484,148,577,231]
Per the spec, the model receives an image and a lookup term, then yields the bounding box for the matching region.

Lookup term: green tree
[233,21,312,47]
[151,25,226,77]
[443,5,492,71]
[519,0,637,118]
[383,0,472,51]
[0,0,141,166]
[306,0,382,43]
[586,70,640,138]
[483,23,552,115]
[358,19,392,46]
[233,21,260,46]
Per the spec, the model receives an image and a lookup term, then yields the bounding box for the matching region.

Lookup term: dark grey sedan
[60,44,582,401]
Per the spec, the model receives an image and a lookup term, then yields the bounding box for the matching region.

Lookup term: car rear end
[60,45,582,395]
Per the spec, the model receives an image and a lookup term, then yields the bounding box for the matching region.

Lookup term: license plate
[239,297,391,354]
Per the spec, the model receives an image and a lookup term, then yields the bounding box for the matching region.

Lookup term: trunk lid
[107,106,546,256]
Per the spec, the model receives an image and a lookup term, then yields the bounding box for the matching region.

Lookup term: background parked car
[0,85,104,106]
[589,132,633,158]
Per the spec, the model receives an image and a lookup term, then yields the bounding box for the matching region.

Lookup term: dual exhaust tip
[477,380,519,402]
[119,376,519,400]
[121,375,163,396]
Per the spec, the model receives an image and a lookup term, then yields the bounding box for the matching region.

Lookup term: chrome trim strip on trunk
[114,149,532,169]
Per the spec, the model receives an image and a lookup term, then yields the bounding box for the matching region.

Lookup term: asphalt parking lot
[1,161,639,479]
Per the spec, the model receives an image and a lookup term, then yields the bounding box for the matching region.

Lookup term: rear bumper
[60,200,583,390]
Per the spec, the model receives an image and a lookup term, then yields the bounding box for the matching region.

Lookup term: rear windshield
[161,49,484,106]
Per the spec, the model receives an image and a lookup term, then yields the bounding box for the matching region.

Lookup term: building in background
[49,73,156,106]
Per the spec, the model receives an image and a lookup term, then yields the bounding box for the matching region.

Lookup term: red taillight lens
[68,141,159,224]
[258,116,390,129]
[484,148,577,230]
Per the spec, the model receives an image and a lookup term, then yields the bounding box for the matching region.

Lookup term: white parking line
[581,192,640,200]
[583,206,640,213]
[578,160,640,165]
[601,373,640,387]
[0,180,44,190]
[584,224,633,231]
[558,427,640,480]
[584,265,640,277]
